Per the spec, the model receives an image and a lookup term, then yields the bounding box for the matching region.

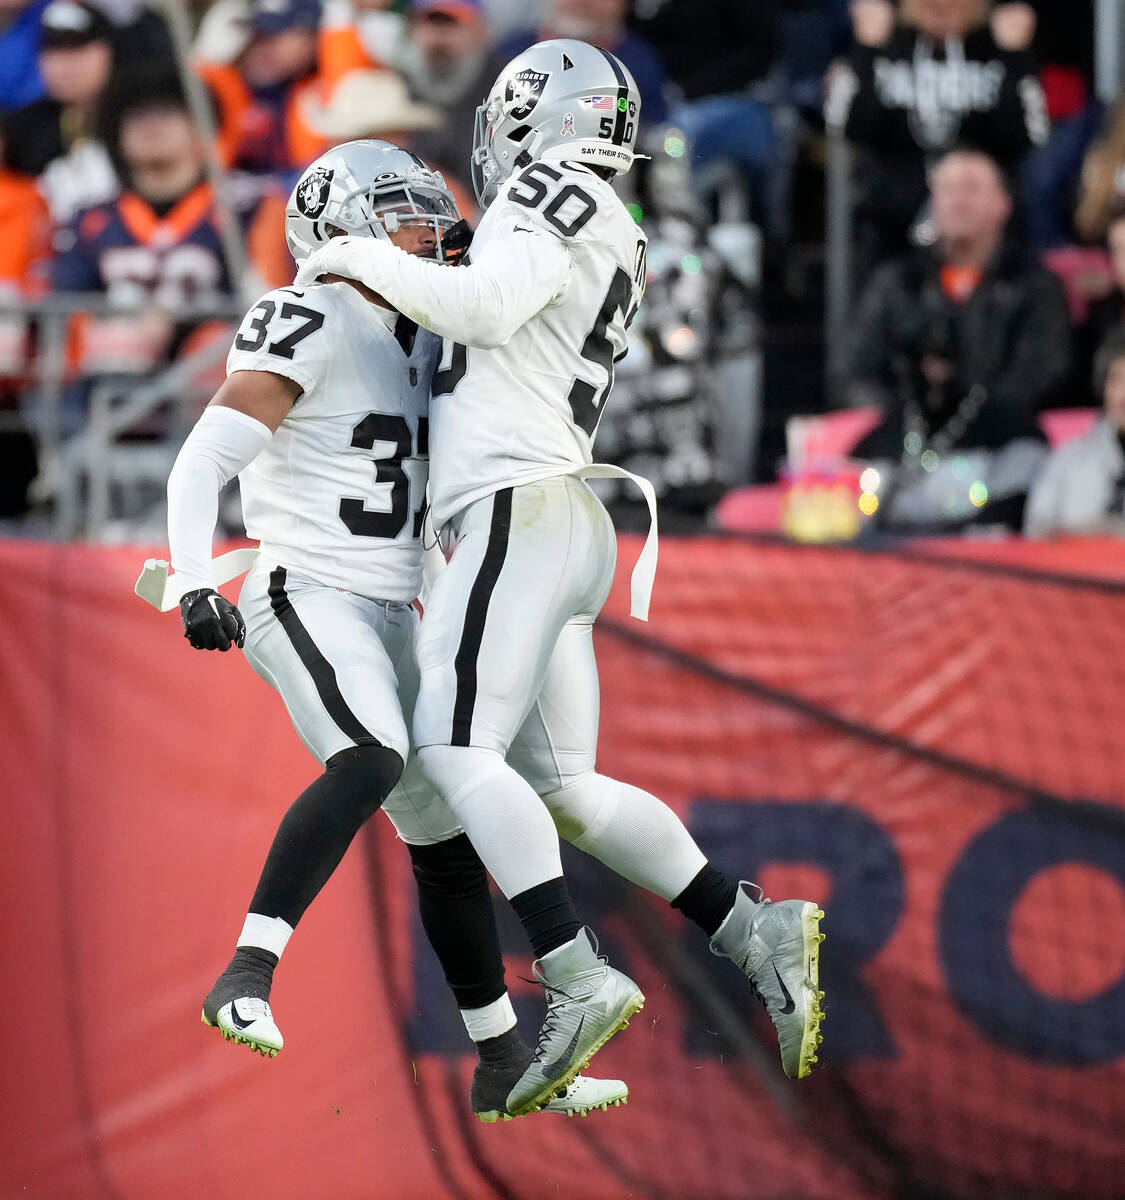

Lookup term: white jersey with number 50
[427,160,646,527]
[226,281,440,601]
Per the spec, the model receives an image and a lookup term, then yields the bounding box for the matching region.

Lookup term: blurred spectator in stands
[0,129,51,301]
[98,0,172,62]
[498,0,668,126]
[841,148,1069,532]
[50,72,270,388]
[1069,204,1125,404]
[193,0,251,65]
[197,0,326,176]
[0,0,49,111]
[629,0,778,228]
[1075,98,1125,247]
[480,0,542,39]
[318,0,405,89]
[0,122,50,515]
[298,67,475,212]
[401,0,494,192]
[2,0,119,224]
[1021,0,1097,248]
[825,0,1048,285]
[1025,330,1125,537]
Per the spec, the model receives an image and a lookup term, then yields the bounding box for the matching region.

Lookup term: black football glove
[441,218,473,265]
[179,587,246,652]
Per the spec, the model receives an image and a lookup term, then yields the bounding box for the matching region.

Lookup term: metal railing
[824,131,854,380]
[1096,0,1125,102]
[2,295,242,540]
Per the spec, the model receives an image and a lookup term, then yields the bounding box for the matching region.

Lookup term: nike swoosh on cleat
[539,1015,586,1079]
[773,966,796,1015]
[229,1002,254,1030]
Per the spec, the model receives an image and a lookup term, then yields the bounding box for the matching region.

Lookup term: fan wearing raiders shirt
[162,139,626,1123]
[825,0,1048,281]
[301,40,827,1115]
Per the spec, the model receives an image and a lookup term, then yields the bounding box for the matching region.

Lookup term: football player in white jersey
[160,141,625,1122]
[299,41,827,1109]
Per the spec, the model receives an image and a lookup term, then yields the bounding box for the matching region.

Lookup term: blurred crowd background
[1,0,1123,543]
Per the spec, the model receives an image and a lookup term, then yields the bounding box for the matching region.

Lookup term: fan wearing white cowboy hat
[299,70,475,212]
[298,68,442,142]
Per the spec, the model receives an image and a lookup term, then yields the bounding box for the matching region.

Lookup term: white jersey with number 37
[226,281,440,601]
[427,160,647,527]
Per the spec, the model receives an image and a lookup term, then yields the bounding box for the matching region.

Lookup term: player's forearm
[167,406,272,596]
[309,236,569,348]
[377,251,517,346]
[167,453,227,595]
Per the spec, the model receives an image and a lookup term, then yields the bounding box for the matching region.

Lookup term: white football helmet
[285,140,462,263]
[471,39,642,208]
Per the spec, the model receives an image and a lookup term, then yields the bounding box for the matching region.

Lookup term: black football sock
[475,1026,533,1071]
[249,744,403,927]
[509,877,582,959]
[469,1027,537,1114]
[203,946,279,1021]
[408,833,508,1011]
[671,863,741,937]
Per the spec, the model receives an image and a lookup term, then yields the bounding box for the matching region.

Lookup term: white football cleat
[201,996,284,1058]
[505,928,644,1116]
[474,1064,628,1124]
[711,883,825,1079]
[541,1073,628,1118]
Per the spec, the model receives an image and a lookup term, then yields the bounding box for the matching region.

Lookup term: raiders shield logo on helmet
[296,167,333,218]
[504,69,550,121]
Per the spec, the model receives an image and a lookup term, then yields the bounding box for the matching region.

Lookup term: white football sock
[418,745,564,899]
[460,993,518,1042]
[237,913,295,959]
[542,772,707,901]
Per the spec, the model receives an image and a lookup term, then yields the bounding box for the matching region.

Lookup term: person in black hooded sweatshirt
[826,0,1049,286]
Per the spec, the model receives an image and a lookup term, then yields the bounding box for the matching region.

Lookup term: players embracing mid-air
[153,38,825,1122]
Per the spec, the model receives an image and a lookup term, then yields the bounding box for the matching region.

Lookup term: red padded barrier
[3,536,1123,1199]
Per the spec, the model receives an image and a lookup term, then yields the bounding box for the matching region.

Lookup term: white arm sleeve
[166,405,273,597]
[297,227,572,349]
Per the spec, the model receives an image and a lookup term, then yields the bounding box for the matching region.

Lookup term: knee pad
[324,743,404,826]
[540,772,620,845]
[417,744,505,811]
[408,832,488,900]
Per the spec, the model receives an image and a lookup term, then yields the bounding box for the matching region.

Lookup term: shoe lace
[519,954,603,1066]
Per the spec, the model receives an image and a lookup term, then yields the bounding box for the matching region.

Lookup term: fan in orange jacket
[198,0,329,174]
[318,0,407,92]
[0,163,51,297]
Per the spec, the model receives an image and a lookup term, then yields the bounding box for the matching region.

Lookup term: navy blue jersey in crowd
[52,182,233,307]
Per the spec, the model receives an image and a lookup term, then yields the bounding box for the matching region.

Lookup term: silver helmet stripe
[595,45,630,147]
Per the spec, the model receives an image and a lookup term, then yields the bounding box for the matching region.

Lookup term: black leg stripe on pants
[451,488,513,747]
[267,566,381,747]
